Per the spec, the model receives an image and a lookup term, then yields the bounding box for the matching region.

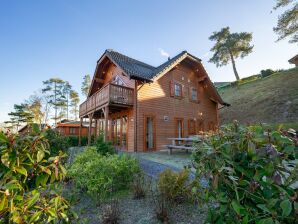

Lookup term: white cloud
[201,52,210,59]
[158,48,170,58]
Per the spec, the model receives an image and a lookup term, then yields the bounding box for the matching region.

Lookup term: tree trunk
[229,51,240,81]
[54,82,57,126]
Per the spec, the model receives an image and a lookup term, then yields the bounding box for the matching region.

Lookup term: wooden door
[144,115,156,151]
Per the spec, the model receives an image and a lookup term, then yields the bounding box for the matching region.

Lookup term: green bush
[65,135,93,147]
[260,69,275,78]
[193,122,297,224]
[93,134,115,155]
[157,169,192,203]
[67,147,140,199]
[44,128,69,155]
[0,128,69,223]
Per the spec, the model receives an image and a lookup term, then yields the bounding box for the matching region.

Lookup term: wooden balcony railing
[79,83,134,117]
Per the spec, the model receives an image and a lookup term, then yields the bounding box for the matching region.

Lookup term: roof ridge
[106,49,156,69]
[156,50,188,70]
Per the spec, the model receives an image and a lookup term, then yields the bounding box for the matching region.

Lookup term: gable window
[113,75,125,86]
[174,83,182,97]
[188,119,196,135]
[69,127,76,135]
[191,87,198,101]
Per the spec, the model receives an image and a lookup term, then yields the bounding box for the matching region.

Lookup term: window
[188,119,196,135]
[113,75,125,86]
[69,127,76,135]
[174,83,182,97]
[144,115,156,150]
[191,88,198,101]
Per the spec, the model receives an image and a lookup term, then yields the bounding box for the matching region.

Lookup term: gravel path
[138,157,181,179]
[137,157,196,180]
[137,157,208,188]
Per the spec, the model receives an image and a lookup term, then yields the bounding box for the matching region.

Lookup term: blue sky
[0,0,296,122]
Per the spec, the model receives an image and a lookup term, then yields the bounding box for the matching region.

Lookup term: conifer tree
[209,27,253,81]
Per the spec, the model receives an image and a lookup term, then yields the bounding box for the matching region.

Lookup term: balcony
[79,83,134,117]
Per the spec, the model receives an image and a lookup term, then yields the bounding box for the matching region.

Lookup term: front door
[145,115,155,151]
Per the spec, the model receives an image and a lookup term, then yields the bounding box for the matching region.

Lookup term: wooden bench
[164,144,195,155]
[164,137,201,155]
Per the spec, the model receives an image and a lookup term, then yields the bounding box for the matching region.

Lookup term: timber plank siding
[79,49,227,151]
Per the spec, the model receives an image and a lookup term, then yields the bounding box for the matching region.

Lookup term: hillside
[219,67,298,127]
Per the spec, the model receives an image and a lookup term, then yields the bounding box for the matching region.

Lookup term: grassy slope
[219,67,298,128]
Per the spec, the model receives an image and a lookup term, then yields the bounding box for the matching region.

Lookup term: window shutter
[181,85,185,98]
[188,87,192,101]
[170,81,174,97]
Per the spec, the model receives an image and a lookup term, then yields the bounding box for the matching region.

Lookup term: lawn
[219,67,298,126]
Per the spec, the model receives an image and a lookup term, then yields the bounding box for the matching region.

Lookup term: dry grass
[219,67,298,127]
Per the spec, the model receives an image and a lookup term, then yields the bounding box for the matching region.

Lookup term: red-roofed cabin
[56,120,95,136]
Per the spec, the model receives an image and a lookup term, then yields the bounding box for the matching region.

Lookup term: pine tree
[5,104,34,131]
[81,74,91,97]
[42,78,66,125]
[208,27,253,81]
[61,81,72,120]
[70,90,80,120]
[273,0,298,43]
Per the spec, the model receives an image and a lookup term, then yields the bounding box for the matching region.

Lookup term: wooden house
[18,123,46,135]
[79,49,229,151]
[289,54,298,67]
[56,120,94,136]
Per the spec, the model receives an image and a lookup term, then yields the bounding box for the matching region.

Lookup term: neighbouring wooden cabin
[18,123,46,135]
[79,49,229,151]
[289,54,298,67]
[56,120,95,136]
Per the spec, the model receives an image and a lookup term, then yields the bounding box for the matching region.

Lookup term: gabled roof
[56,120,95,128]
[18,123,46,133]
[99,49,200,81]
[289,54,298,64]
[91,49,228,105]
[105,49,156,81]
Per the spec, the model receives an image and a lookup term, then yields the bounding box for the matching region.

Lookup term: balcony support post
[94,118,98,140]
[104,106,109,142]
[78,117,83,146]
[88,113,94,146]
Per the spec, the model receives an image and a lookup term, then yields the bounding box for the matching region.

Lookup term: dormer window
[112,75,125,86]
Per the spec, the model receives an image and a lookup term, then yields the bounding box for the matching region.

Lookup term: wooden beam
[104,106,109,142]
[78,117,83,146]
[198,76,207,82]
[94,119,98,139]
[95,77,105,83]
[88,113,94,145]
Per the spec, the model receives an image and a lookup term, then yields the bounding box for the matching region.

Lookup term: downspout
[134,80,138,152]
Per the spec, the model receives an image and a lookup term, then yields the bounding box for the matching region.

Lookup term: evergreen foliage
[209,27,253,81]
